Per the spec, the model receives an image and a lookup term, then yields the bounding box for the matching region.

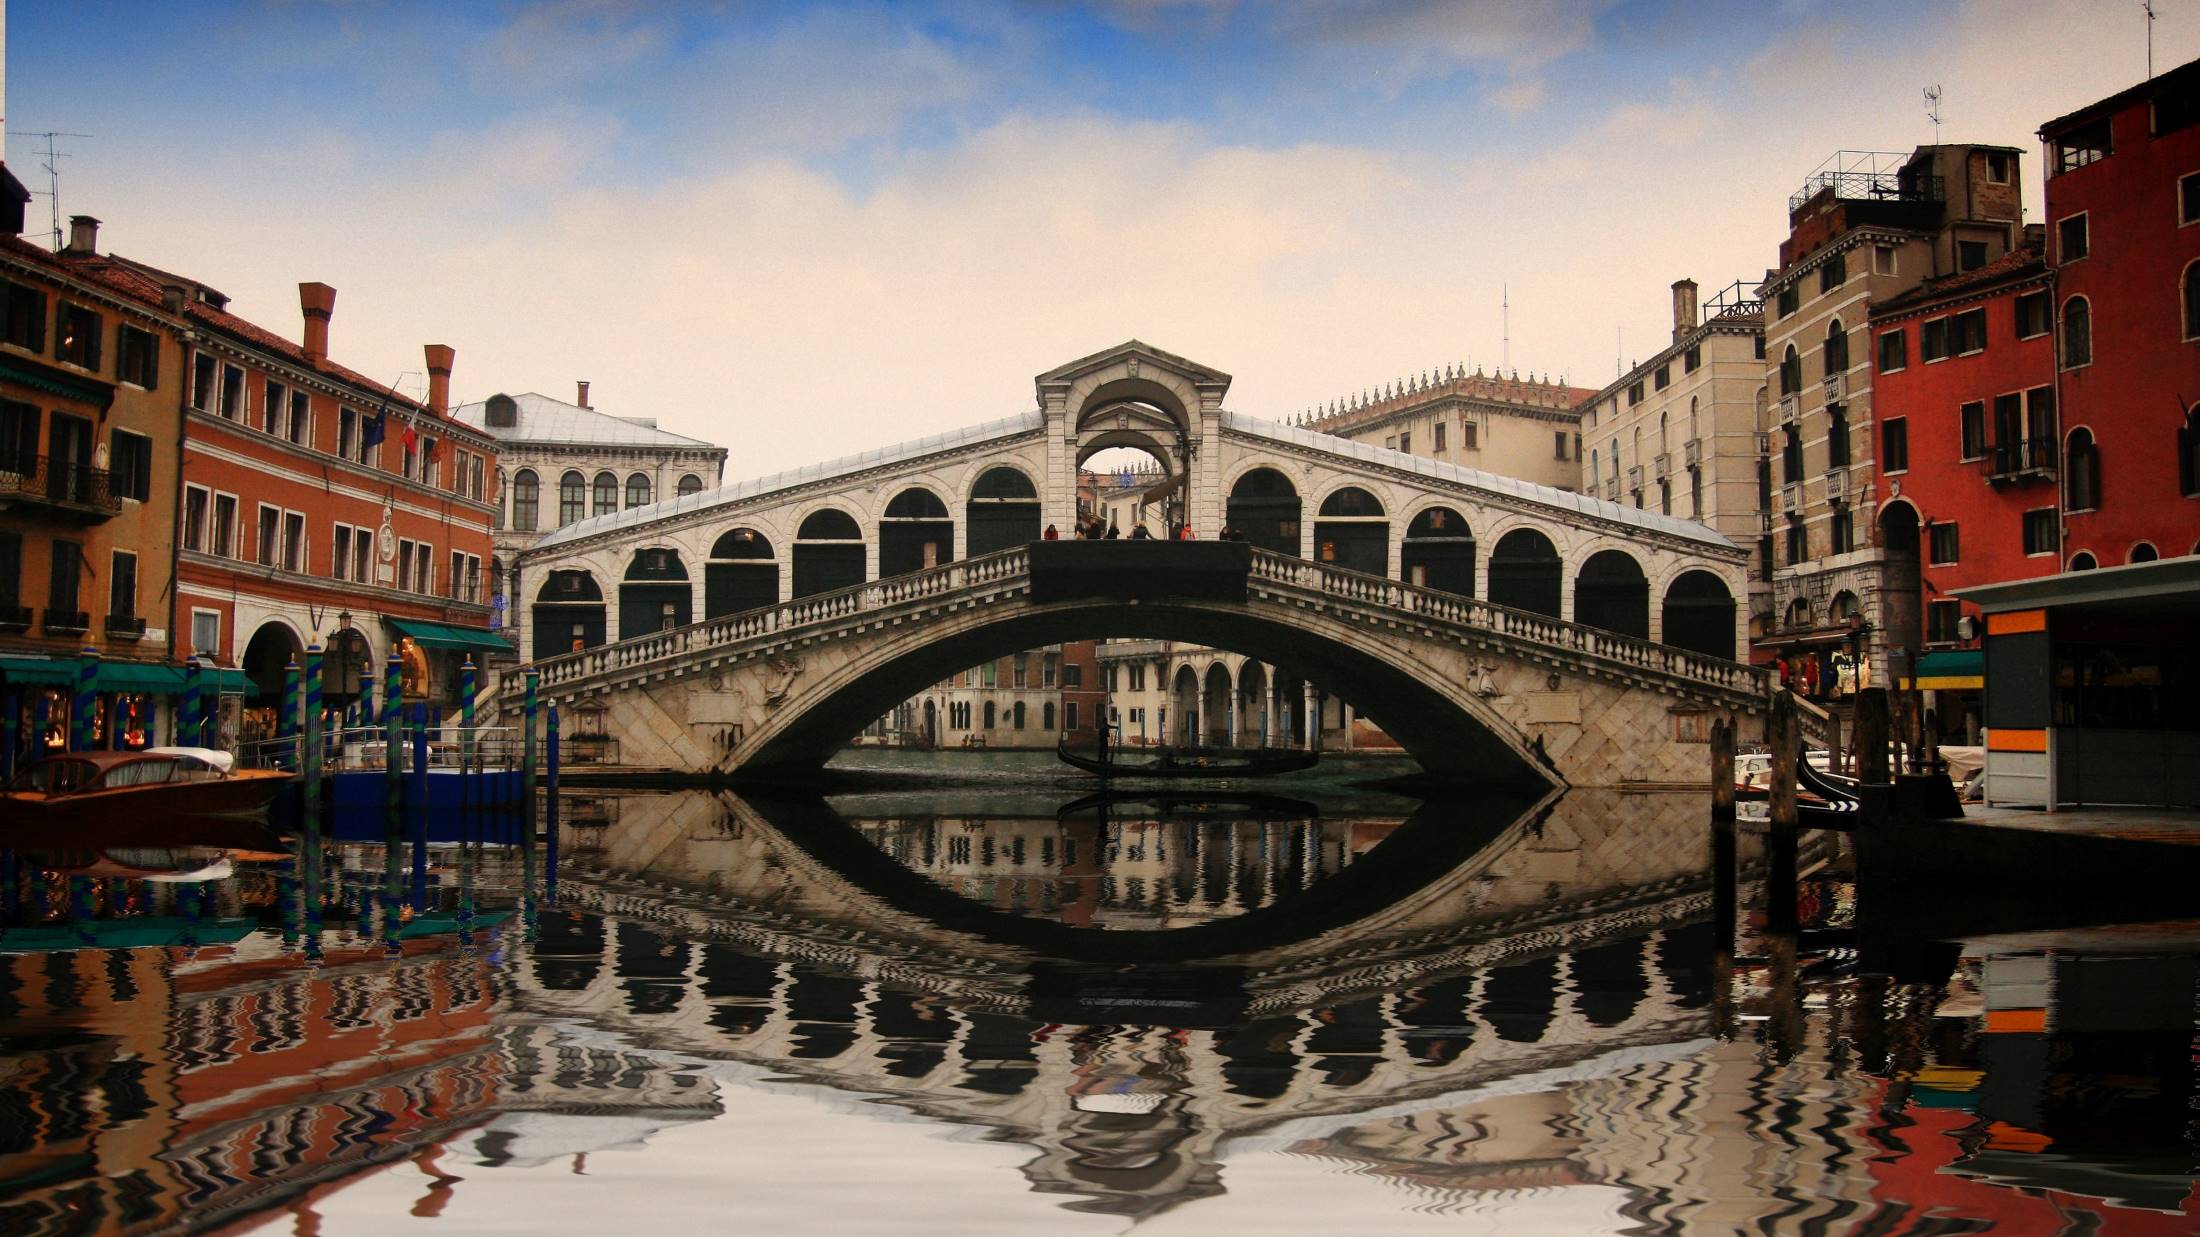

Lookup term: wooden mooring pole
[1710,714,1738,1040]
[1767,691,1800,936]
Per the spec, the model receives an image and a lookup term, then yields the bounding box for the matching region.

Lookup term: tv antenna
[1922,86,1943,143]
[2145,1,2158,77]
[8,130,92,252]
[1501,284,1510,373]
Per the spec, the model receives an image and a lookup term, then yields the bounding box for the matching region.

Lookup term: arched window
[982,701,996,730]
[1043,701,1055,731]
[1784,596,1813,629]
[2066,428,2101,512]
[2183,262,2200,340]
[1825,318,1849,374]
[676,473,704,497]
[2069,551,2098,571]
[1779,345,1801,396]
[2182,405,2200,498]
[592,471,618,517]
[626,473,652,508]
[1012,701,1026,730]
[2130,541,2159,564]
[2062,296,2092,368]
[510,469,539,532]
[558,471,586,526]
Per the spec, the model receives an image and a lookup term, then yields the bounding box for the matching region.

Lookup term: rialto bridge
[510,342,1764,787]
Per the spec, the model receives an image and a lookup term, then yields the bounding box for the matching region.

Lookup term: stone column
[1262,668,1276,749]
[1225,661,1239,747]
[1303,683,1317,750]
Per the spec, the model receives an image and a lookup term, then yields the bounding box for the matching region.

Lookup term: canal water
[2,759,2195,1234]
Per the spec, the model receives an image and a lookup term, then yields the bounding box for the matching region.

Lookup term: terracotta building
[37,218,505,733]
[2038,56,2200,567]
[0,216,192,755]
[1866,238,2056,743]
[1756,144,2027,686]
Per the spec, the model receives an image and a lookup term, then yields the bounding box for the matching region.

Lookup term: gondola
[1796,751,1862,831]
[1055,737,1320,780]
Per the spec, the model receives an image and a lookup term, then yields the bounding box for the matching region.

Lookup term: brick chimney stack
[1671,278,1698,343]
[65,215,99,255]
[299,282,336,364]
[424,344,455,415]
[576,380,591,408]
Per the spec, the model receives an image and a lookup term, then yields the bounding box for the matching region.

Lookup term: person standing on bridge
[1176,523,1197,540]
[1105,524,1120,539]
[1043,523,1059,541]
[1130,524,1152,540]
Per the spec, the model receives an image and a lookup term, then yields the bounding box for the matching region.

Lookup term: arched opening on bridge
[1877,500,1923,655]
[1481,954,1558,1042]
[1080,442,1176,537]
[705,528,778,619]
[241,621,302,704]
[792,508,865,598]
[1400,506,1474,596]
[1570,939,1648,1027]
[1227,468,1301,555]
[921,698,938,747]
[1236,661,1269,746]
[1202,662,1232,746]
[619,549,692,638]
[1487,528,1561,617]
[1170,664,1201,747]
[530,909,603,991]
[1573,549,1649,639]
[966,467,1040,555]
[532,569,606,659]
[1661,570,1736,660]
[1313,487,1388,575]
[879,487,954,577]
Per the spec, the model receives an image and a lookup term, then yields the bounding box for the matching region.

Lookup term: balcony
[0,456,122,522]
[1783,482,1804,512]
[1755,431,1773,456]
[1779,394,1801,423]
[1683,439,1702,468]
[1985,438,2057,485]
[1824,468,1848,501]
[1789,151,1945,212]
[0,604,28,632]
[1823,371,1847,403]
[105,613,147,640]
[1627,465,1645,490]
[1653,453,1671,480]
[1601,478,1620,501]
[42,608,88,634]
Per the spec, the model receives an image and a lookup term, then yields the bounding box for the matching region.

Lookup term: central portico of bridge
[508,342,1762,786]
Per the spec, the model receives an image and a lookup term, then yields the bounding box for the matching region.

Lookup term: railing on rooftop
[1789,150,1942,212]
[1702,279,1762,320]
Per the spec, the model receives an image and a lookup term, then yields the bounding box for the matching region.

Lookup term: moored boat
[1055,737,1320,779]
[0,748,292,828]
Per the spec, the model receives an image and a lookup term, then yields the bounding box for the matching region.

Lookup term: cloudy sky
[8,1,2194,476]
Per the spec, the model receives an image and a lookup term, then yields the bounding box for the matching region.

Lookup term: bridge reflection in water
[0,787,2194,1234]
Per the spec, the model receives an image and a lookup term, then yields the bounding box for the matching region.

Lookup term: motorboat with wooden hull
[0,748,291,829]
[1056,738,1320,780]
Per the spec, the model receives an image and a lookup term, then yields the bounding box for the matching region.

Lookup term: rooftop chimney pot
[424,344,455,416]
[66,215,100,255]
[1671,278,1699,343]
[576,380,591,409]
[299,282,337,364]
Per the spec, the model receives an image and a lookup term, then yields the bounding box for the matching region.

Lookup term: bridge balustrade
[523,542,1758,700]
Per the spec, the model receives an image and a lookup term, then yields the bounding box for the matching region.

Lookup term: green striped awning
[387,617,515,655]
[0,357,115,409]
[98,663,186,694]
[0,655,76,686]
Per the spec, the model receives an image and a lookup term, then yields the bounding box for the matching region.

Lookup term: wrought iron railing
[0,455,122,515]
[1986,438,2057,481]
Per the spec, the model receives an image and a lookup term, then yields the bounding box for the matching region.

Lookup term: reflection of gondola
[1054,790,1320,823]
[1055,738,1319,780]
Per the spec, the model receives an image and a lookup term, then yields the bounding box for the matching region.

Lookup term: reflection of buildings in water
[850,815,1400,929]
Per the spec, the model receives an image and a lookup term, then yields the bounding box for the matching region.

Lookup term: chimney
[299,282,336,364]
[1671,278,1698,343]
[65,215,100,255]
[576,380,591,408]
[424,344,455,415]
[160,284,187,314]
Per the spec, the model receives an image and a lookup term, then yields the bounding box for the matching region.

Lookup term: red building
[1867,240,2056,741]
[2039,57,2200,566]
[48,221,505,738]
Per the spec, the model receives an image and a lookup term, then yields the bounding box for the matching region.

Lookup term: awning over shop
[0,658,252,695]
[0,356,116,409]
[0,655,74,686]
[387,617,517,655]
[1898,649,1984,690]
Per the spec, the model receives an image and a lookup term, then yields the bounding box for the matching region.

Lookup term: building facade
[2038,56,2200,567]
[1866,242,2056,743]
[1298,367,1592,493]
[1757,145,2026,687]
[1580,278,1768,636]
[885,641,1103,749]
[0,218,189,754]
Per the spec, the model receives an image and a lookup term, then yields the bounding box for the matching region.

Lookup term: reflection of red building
[2038,58,2200,567]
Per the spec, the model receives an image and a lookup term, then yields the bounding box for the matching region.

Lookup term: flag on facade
[362,396,388,449]
[399,405,419,452]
